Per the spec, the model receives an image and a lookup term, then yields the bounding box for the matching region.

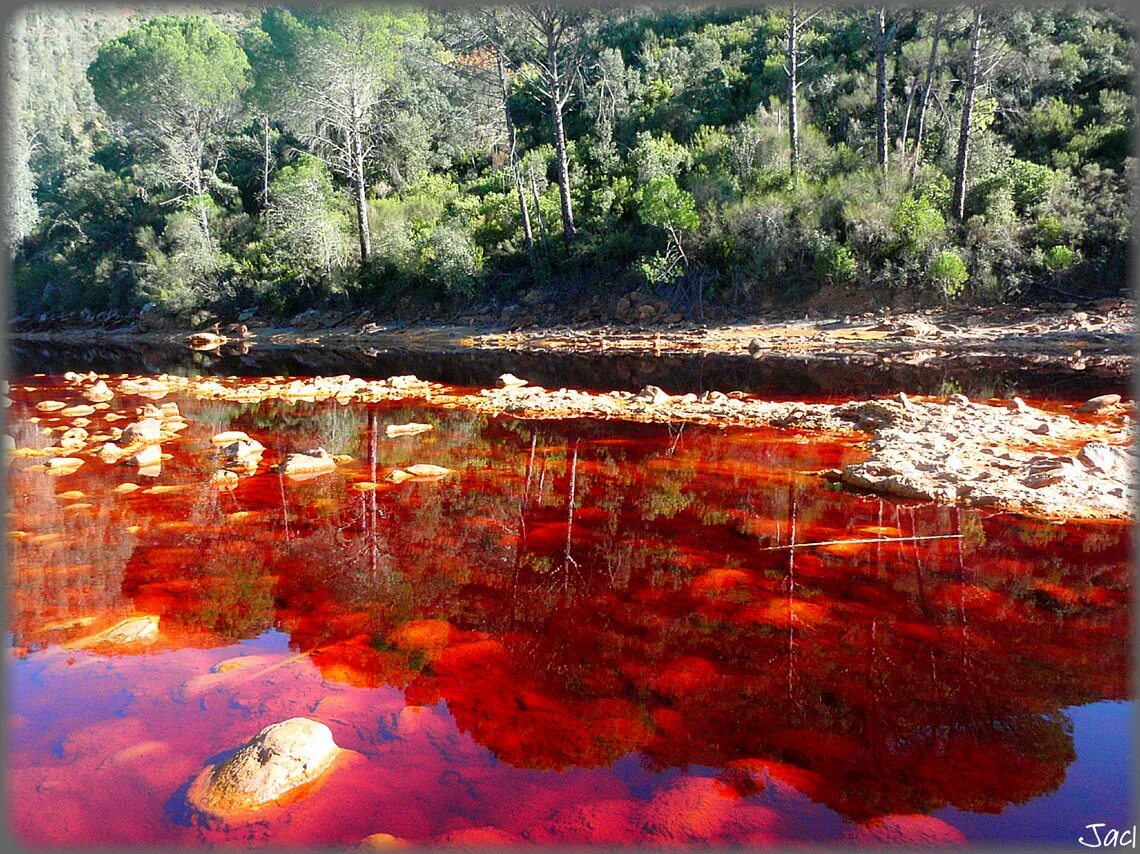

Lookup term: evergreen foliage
[6,4,1134,320]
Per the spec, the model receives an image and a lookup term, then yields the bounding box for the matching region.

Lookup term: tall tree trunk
[549,88,575,242]
[788,3,800,185]
[530,170,552,258]
[261,114,270,207]
[191,167,213,254]
[497,52,535,260]
[900,77,917,153]
[952,7,983,222]
[875,7,889,175]
[544,23,576,243]
[909,10,943,185]
[349,124,372,264]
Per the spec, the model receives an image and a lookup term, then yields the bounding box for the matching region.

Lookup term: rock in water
[187,332,226,351]
[70,615,159,649]
[210,470,240,490]
[45,457,85,475]
[130,443,163,468]
[219,439,266,464]
[211,430,251,447]
[57,427,89,450]
[186,718,342,816]
[1077,393,1122,413]
[120,418,163,446]
[385,423,433,437]
[84,380,114,402]
[280,448,337,478]
[404,463,451,478]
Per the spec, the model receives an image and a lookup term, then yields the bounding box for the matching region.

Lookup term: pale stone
[1077,393,1122,413]
[70,615,159,648]
[121,418,163,446]
[280,448,337,478]
[84,380,114,402]
[211,430,251,446]
[186,718,341,816]
[385,423,433,437]
[131,444,163,468]
[404,464,451,478]
[45,457,84,475]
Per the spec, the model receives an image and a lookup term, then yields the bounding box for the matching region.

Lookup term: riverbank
[10,297,1135,402]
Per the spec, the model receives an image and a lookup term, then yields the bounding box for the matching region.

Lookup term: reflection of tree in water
[7,408,143,648]
[37,394,1128,821]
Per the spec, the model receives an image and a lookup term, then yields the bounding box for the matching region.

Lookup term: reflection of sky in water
[937,701,1134,845]
[5,374,1132,847]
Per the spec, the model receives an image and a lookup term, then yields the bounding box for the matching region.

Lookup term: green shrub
[892,193,945,251]
[1043,244,1077,273]
[1006,159,1057,212]
[930,251,968,298]
[810,231,856,283]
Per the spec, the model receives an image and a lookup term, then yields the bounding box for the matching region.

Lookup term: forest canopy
[5,3,1135,322]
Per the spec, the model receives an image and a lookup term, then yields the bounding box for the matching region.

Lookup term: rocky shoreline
[9,296,1135,387]
[20,369,1136,521]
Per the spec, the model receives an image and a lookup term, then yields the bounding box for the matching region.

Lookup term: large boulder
[186,718,342,817]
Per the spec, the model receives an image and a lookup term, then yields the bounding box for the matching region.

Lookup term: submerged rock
[186,717,342,816]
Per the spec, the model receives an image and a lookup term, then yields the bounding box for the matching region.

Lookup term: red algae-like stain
[4,374,1133,847]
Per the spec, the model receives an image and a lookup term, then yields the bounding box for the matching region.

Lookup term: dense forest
[4,4,1135,323]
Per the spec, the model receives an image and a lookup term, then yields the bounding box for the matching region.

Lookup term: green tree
[266,155,353,283]
[638,175,700,285]
[256,6,428,267]
[87,16,250,249]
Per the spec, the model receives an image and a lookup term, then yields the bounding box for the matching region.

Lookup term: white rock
[186,718,341,816]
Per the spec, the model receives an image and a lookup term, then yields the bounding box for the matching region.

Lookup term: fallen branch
[758,533,964,552]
